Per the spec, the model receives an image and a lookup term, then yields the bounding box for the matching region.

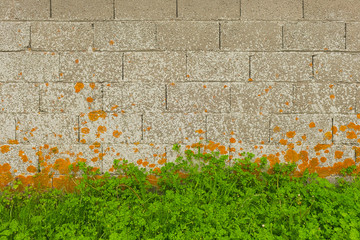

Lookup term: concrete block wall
[0,0,360,187]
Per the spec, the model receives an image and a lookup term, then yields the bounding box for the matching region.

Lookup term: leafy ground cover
[1,144,360,239]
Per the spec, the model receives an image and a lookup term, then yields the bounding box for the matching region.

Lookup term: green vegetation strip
[1,144,360,239]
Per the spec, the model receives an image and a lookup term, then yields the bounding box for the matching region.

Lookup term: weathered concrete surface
[0,1,360,184]
[221,21,282,51]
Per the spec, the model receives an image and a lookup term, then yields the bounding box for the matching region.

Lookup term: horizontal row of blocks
[1,51,360,82]
[1,21,360,51]
[1,82,360,114]
[2,142,359,176]
[0,113,359,145]
[2,0,360,21]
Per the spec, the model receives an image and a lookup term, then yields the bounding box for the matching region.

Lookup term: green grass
[1,144,360,239]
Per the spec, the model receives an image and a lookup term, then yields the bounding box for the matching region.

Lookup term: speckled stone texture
[0,0,359,183]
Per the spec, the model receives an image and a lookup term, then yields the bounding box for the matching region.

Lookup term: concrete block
[207,113,269,144]
[346,23,360,51]
[242,0,302,20]
[304,0,360,21]
[38,144,102,175]
[115,0,176,20]
[231,82,293,114]
[103,143,166,172]
[40,82,102,114]
[0,22,30,51]
[270,114,332,145]
[17,114,78,145]
[333,115,360,145]
[143,113,206,144]
[0,52,59,82]
[94,22,156,51]
[0,145,38,175]
[294,83,356,114]
[52,0,113,20]
[221,21,282,51]
[283,22,345,50]
[157,21,219,50]
[187,52,248,81]
[103,82,165,113]
[0,83,39,113]
[0,0,49,20]
[314,53,360,82]
[31,22,93,51]
[124,52,186,82]
[167,82,230,113]
[0,114,16,144]
[60,52,123,83]
[251,53,312,82]
[79,112,142,144]
[178,0,240,20]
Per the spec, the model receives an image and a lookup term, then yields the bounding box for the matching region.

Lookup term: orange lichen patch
[74,82,84,93]
[27,165,37,173]
[113,130,122,138]
[86,97,94,102]
[309,122,316,128]
[248,78,253,82]
[81,127,90,134]
[53,158,72,175]
[329,84,334,89]
[334,151,344,159]
[320,157,327,163]
[142,161,149,167]
[75,59,79,64]
[347,122,360,131]
[330,94,335,100]
[97,126,107,134]
[53,175,78,193]
[203,85,206,88]
[88,110,107,121]
[157,158,166,165]
[301,135,307,141]
[50,147,59,154]
[332,126,338,135]
[279,139,287,145]
[339,125,347,131]
[318,129,323,132]
[324,132,332,140]
[109,40,114,45]
[0,145,11,154]
[19,150,29,163]
[314,144,331,152]
[273,126,281,132]
[195,129,205,134]
[133,148,139,153]
[346,131,357,139]
[89,83,96,89]
[149,163,156,168]
[357,113,360,119]
[111,105,118,110]
[229,137,236,143]
[91,157,98,162]
[7,140,19,144]
[80,139,86,143]
[279,109,283,113]
[286,131,296,138]
[284,149,300,162]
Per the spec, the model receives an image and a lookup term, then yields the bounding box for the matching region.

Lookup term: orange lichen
[74,82,84,93]
[334,151,343,159]
[273,126,281,132]
[88,110,107,121]
[286,131,296,138]
[113,130,122,138]
[309,122,316,128]
[27,165,37,173]
[229,137,236,143]
[0,145,10,154]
